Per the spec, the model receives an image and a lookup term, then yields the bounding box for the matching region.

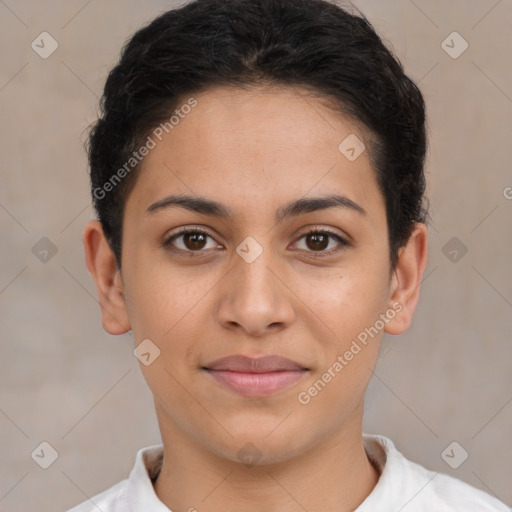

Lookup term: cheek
[125,265,217,400]
[297,271,387,401]
[302,264,389,334]
[125,258,210,336]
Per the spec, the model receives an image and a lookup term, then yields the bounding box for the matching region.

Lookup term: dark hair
[87,0,429,271]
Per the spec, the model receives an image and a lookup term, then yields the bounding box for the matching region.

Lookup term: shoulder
[407,460,509,511]
[65,478,128,512]
[362,434,510,512]
[65,444,164,512]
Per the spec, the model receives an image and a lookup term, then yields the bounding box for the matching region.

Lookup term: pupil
[185,233,206,250]
[308,233,328,251]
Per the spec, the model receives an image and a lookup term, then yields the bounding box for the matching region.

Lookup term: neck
[153,406,380,512]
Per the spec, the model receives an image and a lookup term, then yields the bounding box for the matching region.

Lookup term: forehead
[126,85,386,224]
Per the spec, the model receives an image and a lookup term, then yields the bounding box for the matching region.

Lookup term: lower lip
[204,369,308,397]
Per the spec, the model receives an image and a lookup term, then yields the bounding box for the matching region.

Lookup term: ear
[82,220,131,335]
[384,222,428,335]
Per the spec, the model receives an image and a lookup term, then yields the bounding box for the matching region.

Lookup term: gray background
[1,0,511,510]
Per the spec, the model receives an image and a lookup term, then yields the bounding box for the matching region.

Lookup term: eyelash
[163,226,349,258]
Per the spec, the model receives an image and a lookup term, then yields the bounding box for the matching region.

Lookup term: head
[84,0,429,466]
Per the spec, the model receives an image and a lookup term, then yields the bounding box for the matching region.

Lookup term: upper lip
[203,355,308,373]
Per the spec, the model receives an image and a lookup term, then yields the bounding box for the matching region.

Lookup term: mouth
[201,354,310,397]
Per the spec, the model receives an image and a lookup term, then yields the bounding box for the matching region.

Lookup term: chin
[206,427,311,467]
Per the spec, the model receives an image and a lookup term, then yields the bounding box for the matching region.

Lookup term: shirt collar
[126,444,169,511]
[124,435,391,511]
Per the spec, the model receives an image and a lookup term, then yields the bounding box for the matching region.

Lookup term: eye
[163,226,349,257]
[163,227,222,254]
[293,228,349,256]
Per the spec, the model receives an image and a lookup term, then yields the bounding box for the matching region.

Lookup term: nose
[215,246,295,337]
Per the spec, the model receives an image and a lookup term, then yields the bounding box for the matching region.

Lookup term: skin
[83,84,428,512]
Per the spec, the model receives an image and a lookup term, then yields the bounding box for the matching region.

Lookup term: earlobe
[82,220,131,335]
[384,223,428,336]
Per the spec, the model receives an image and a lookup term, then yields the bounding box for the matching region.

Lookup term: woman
[73,0,509,510]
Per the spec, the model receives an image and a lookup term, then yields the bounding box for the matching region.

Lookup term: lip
[204,355,307,372]
[202,355,309,397]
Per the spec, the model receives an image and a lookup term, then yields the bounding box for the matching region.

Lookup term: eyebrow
[146,193,367,222]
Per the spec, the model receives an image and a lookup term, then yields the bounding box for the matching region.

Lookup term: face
[84,84,427,465]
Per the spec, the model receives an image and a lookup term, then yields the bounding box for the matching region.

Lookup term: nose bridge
[233,237,280,302]
[216,236,294,334]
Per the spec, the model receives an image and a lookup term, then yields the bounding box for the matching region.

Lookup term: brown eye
[294,228,349,256]
[182,232,208,250]
[164,228,220,254]
[305,232,330,251]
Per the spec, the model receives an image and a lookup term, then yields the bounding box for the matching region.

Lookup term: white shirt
[67,434,510,511]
